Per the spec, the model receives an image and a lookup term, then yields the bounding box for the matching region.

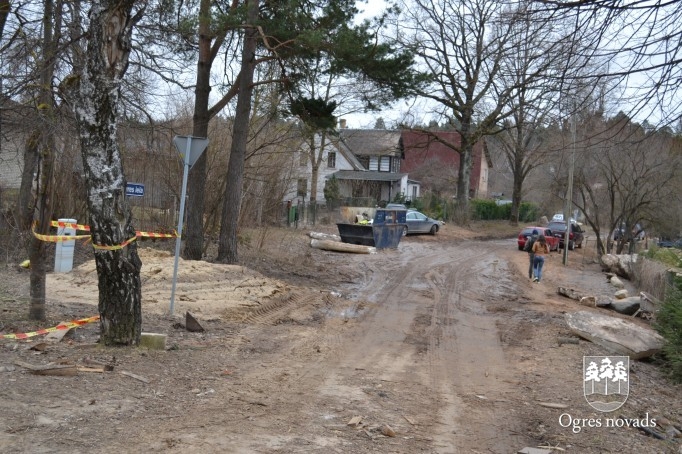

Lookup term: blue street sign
[126,183,145,197]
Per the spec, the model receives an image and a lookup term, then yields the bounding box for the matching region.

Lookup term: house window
[369,156,379,171]
[392,157,400,173]
[379,156,390,172]
[297,178,307,198]
[299,151,307,166]
[327,152,336,168]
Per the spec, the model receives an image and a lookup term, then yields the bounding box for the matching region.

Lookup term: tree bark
[217,0,258,263]
[0,1,9,40]
[74,1,143,345]
[455,119,474,224]
[182,0,213,261]
[16,0,61,320]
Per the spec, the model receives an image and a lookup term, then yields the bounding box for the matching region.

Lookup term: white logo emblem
[583,356,629,412]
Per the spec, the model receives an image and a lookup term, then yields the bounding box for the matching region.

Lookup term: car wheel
[430,225,438,235]
[569,240,575,251]
[401,226,408,237]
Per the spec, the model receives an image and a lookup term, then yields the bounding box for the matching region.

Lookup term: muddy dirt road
[0,226,680,453]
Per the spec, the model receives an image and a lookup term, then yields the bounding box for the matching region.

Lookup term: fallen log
[14,360,78,376]
[558,287,583,301]
[310,239,376,254]
[309,232,341,242]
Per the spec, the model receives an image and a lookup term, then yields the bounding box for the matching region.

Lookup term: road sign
[169,135,209,315]
[173,136,209,169]
[126,183,145,197]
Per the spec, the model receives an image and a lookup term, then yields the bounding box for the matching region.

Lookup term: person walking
[532,234,550,283]
[524,229,539,279]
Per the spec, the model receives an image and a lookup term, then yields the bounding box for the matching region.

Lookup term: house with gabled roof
[285,123,490,208]
[285,122,420,207]
[328,127,418,204]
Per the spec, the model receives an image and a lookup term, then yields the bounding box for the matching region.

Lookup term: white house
[283,123,417,207]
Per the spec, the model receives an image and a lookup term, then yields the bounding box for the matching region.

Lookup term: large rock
[600,254,637,279]
[565,311,665,359]
[610,275,625,289]
[608,297,641,315]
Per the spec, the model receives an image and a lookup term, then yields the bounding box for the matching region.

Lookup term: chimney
[339,118,347,129]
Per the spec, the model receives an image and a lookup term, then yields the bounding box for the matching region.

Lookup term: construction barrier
[32,221,178,250]
[0,316,100,340]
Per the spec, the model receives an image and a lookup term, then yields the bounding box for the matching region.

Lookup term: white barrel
[54,218,77,273]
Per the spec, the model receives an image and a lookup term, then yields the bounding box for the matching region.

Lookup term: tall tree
[534,1,682,128]
[0,0,9,39]
[217,0,258,262]
[182,0,236,260]
[214,0,422,263]
[394,0,524,223]
[11,0,63,320]
[72,0,145,345]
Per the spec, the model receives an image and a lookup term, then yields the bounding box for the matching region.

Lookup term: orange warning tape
[33,222,179,250]
[49,220,178,238]
[89,236,137,251]
[50,220,90,231]
[32,228,92,243]
[0,316,100,340]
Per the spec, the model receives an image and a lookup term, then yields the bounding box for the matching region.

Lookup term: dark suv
[546,221,584,250]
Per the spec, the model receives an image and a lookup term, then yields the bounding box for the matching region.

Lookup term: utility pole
[563,108,576,266]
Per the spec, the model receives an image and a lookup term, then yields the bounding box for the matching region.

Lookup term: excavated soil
[0,222,680,453]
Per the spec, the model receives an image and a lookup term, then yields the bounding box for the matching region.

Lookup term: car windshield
[547,223,567,232]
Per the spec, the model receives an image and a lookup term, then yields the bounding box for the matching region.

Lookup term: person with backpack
[532,234,550,283]
[524,229,539,279]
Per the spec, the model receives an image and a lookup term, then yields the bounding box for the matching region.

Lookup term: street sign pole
[169,139,192,315]
[169,136,209,315]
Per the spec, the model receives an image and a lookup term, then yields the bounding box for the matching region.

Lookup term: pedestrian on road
[532,234,550,282]
[524,229,539,279]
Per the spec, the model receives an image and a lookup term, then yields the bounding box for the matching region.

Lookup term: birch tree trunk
[74,1,144,345]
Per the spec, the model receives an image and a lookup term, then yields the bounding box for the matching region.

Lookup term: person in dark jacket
[525,229,539,279]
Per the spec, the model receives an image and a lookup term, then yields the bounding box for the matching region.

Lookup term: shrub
[656,279,682,383]
[469,199,539,222]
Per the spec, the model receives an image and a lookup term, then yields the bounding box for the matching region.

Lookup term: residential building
[399,130,491,199]
[284,125,416,207]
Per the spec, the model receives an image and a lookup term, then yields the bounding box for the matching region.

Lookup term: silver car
[403,210,442,235]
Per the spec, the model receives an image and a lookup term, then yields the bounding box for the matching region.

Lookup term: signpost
[125,182,145,197]
[169,135,209,315]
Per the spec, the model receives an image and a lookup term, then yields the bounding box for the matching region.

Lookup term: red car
[517,226,560,251]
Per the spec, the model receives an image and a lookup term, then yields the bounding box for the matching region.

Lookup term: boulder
[610,275,625,289]
[595,296,612,307]
[608,297,641,315]
[565,311,665,359]
[600,254,637,279]
[614,289,628,299]
[579,296,597,307]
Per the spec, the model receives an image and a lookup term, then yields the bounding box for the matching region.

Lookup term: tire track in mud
[416,242,524,452]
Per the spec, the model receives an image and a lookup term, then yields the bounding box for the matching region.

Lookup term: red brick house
[399,130,491,199]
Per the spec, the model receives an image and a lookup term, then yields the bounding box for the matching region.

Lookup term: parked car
[385,203,407,210]
[403,210,442,235]
[546,221,584,250]
[657,238,682,249]
[552,213,577,223]
[517,226,560,251]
